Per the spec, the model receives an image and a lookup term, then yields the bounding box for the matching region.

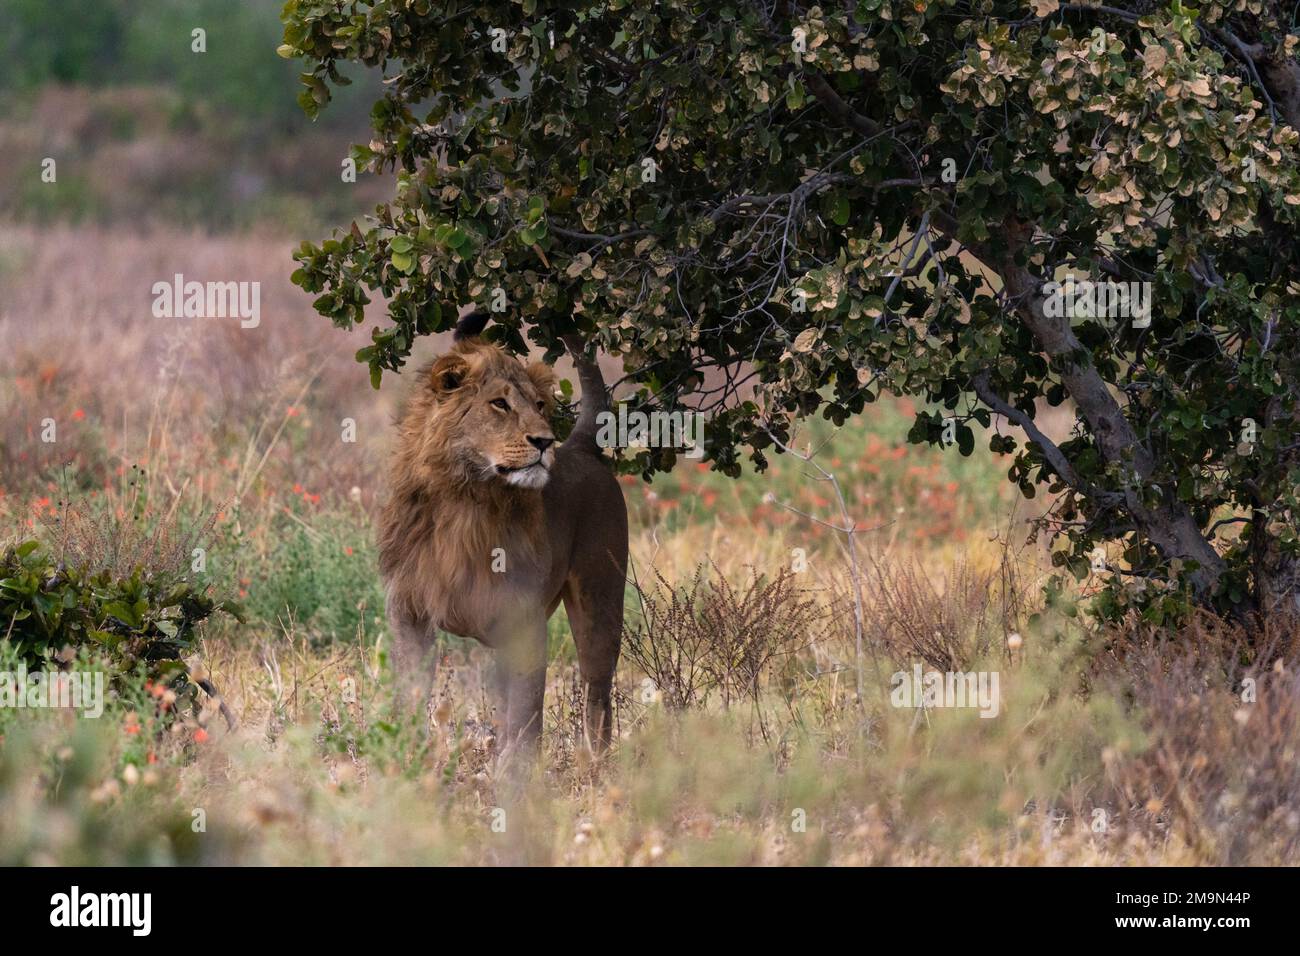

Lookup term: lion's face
[417,341,558,490]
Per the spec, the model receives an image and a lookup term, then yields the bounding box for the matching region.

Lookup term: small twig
[761,424,886,712]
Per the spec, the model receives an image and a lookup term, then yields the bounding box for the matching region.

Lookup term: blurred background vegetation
[0,0,387,231]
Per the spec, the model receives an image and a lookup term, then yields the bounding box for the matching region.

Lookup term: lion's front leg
[489,621,548,766]
[387,606,439,731]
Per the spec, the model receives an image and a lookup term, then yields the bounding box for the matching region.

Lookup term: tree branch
[973,372,1120,506]
[1217,26,1300,130]
[548,224,653,254]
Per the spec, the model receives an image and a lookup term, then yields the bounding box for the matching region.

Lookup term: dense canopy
[283,0,1300,624]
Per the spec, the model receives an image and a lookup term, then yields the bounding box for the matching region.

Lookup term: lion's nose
[527,435,554,453]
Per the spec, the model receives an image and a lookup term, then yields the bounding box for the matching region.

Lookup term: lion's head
[393,338,559,493]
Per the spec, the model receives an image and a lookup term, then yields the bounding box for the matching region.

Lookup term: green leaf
[828,194,850,227]
[103,600,141,628]
[957,425,975,457]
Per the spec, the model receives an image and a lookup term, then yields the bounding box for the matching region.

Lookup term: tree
[281,0,1300,627]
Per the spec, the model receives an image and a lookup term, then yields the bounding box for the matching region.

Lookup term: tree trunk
[988,237,1227,599]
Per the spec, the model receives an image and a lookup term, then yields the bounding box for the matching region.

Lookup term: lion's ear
[429,352,470,394]
[525,362,558,409]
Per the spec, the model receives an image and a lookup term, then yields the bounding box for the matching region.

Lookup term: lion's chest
[399,532,555,642]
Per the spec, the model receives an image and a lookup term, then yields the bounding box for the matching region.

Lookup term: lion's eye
[490,398,510,411]
[536,401,546,411]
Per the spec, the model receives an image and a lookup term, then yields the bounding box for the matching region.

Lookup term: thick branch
[802,72,918,170]
[1243,43,1300,130]
[985,236,1226,595]
[804,72,884,138]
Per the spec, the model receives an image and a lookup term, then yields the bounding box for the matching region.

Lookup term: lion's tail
[560,334,609,453]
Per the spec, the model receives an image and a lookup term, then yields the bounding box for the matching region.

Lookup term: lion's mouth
[495,461,547,475]
[494,459,551,489]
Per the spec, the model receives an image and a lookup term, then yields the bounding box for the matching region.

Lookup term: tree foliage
[282,0,1300,624]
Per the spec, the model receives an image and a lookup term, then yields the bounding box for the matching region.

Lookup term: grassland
[3,219,1298,866]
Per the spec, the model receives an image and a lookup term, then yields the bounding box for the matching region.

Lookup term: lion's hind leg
[562,558,626,754]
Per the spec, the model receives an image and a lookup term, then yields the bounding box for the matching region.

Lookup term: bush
[0,499,229,695]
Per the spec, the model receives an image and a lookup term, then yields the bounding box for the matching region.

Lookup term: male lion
[378,312,628,759]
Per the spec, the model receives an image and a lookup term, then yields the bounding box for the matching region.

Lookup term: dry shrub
[623,566,714,710]
[38,484,220,584]
[864,556,1002,671]
[544,670,588,776]
[623,562,826,717]
[1099,610,1300,864]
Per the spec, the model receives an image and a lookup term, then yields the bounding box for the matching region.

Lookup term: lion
[378,312,628,760]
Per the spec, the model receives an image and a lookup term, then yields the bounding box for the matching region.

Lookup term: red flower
[71,408,85,421]
[194,728,209,744]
